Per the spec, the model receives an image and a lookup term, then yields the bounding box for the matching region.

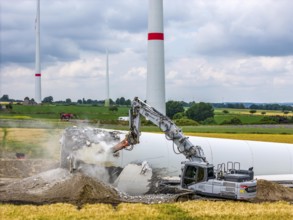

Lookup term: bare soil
[253,179,293,202]
[0,159,292,206]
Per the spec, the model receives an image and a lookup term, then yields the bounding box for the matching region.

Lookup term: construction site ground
[0,159,293,206]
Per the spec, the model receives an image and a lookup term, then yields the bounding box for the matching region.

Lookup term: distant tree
[125,99,131,106]
[212,103,245,109]
[166,100,184,119]
[0,94,9,101]
[116,97,126,105]
[222,110,229,114]
[221,117,242,125]
[24,97,30,101]
[186,102,214,122]
[77,99,82,104]
[109,106,118,111]
[249,109,257,115]
[109,99,115,105]
[248,103,293,111]
[174,118,199,126]
[65,98,72,104]
[249,104,259,110]
[42,96,53,103]
[173,112,186,120]
[4,102,13,109]
[261,111,266,115]
[120,97,126,105]
[86,99,93,104]
[230,117,242,125]
[201,117,216,125]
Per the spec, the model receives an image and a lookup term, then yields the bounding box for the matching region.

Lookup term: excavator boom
[111,97,257,200]
[112,97,206,163]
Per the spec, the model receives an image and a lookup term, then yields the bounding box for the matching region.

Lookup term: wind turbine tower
[35,0,42,103]
[146,0,166,114]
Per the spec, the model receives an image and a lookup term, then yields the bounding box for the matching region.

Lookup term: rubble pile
[0,167,180,205]
[253,179,293,202]
[0,168,122,205]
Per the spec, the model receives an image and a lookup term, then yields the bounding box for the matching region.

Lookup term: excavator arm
[112,97,207,163]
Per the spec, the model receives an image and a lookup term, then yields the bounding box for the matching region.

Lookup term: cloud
[166,55,293,102]
[0,0,292,102]
[165,0,293,56]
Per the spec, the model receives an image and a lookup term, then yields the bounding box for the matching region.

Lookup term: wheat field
[0,201,292,220]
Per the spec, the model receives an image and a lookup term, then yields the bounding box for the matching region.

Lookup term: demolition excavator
[111,97,257,200]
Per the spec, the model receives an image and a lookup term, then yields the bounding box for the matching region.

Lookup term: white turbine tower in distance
[35,0,42,103]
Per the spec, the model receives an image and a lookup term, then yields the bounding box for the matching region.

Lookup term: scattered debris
[0,159,292,206]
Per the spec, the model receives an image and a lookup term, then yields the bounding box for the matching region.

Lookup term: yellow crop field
[0,115,31,119]
[2,129,292,146]
[0,201,292,220]
[216,108,293,117]
[187,133,293,144]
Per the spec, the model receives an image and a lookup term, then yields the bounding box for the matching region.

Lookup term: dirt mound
[0,168,122,206]
[0,159,58,178]
[254,179,293,202]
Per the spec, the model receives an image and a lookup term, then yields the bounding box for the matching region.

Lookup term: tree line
[213,102,293,111]
[1,94,292,111]
[1,94,292,125]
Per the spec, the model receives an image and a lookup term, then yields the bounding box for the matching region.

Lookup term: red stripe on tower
[148,33,164,40]
[35,73,41,77]
[147,0,166,114]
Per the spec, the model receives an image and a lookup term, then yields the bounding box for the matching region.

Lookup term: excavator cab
[181,162,215,188]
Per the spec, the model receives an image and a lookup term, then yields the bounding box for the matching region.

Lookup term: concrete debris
[114,162,153,196]
[60,127,121,170]
[0,159,293,206]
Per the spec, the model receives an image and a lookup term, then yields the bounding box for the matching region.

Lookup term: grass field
[1,104,129,120]
[1,104,292,125]
[1,201,292,220]
[180,125,293,134]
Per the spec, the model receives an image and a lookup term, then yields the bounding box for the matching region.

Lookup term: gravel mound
[253,179,293,202]
[0,168,122,206]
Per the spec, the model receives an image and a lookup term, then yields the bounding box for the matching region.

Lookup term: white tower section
[35,0,42,103]
[147,0,166,114]
[105,50,110,107]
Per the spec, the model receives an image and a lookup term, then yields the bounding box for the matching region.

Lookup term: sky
[0,0,293,103]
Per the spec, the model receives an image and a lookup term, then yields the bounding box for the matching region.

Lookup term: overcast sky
[1,0,293,103]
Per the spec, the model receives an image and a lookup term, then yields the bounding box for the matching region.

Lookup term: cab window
[183,166,197,185]
[207,167,215,179]
[197,167,205,182]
